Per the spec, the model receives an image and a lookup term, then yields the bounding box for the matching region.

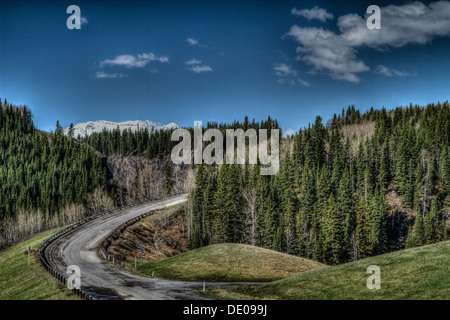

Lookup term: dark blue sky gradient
[1,0,450,133]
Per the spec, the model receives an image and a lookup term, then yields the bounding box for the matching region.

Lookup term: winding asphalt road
[44,195,256,300]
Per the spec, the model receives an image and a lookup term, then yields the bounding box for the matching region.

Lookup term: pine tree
[406,209,425,248]
[203,181,217,245]
[213,163,229,243]
[213,163,244,244]
[262,189,279,250]
[405,225,416,249]
[424,207,434,245]
[55,120,64,135]
[368,190,388,255]
[322,193,345,265]
[429,198,446,242]
[278,153,298,253]
[163,164,174,194]
[273,226,284,252]
[312,165,329,261]
[356,197,371,258]
[312,116,327,168]
[403,159,414,208]
[440,147,450,196]
[68,123,75,138]
[298,159,316,231]
[337,169,354,260]
[413,208,425,246]
[297,159,316,257]
[413,162,424,212]
[189,165,206,249]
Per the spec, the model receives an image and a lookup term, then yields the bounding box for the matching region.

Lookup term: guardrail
[38,192,185,300]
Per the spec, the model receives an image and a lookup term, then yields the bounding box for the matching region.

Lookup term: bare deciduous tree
[86,188,114,215]
[243,187,258,246]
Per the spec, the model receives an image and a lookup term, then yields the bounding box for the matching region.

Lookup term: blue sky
[1,0,450,134]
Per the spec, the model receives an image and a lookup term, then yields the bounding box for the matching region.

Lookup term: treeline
[81,127,176,159]
[81,116,280,159]
[204,115,280,135]
[0,99,112,248]
[188,102,450,265]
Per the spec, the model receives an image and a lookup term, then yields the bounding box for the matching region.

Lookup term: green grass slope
[204,240,450,300]
[0,228,77,300]
[137,243,327,282]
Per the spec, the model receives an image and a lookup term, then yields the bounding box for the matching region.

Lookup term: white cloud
[81,17,88,25]
[291,6,333,22]
[186,38,199,46]
[274,63,298,77]
[375,65,409,77]
[185,59,212,73]
[286,26,369,83]
[186,37,211,49]
[274,63,310,87]
[185,58,202,65]
[95,71,127,79]
[100,52,169,68]
[337,2,450,49]
[297,78,311,87]
[286,1,450,83]
[191,65,213,73]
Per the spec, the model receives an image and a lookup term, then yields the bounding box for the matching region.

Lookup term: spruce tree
[413,162,424,212]
[356,197,371,258]
[440,147,450,196]
[163,164,174,194]
[406,208,425,248]
[413,208,425,247]
[68,123,75,138]
[323,193,345,265]
[368,190,388,256]
[337,169,354,259]
[312,165,330,261]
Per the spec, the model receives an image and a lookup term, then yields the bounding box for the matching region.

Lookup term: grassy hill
[0,228,77,300]
[203,240,450,300]
[137,243,327,282]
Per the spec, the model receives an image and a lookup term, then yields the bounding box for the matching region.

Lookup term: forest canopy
[186,102,450,264]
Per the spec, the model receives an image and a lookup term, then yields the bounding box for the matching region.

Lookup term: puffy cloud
[81,17,88,25]
[338,1,450,49]
[100,52,168,68]
[291,6,333,22]
[286,26,369,83]
[286,1,450,83]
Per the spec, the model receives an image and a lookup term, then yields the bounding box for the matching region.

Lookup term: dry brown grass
[138,243,328,282]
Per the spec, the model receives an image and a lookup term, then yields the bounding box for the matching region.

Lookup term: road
[44,194,257,300]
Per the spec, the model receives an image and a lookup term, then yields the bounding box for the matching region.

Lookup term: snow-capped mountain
[64,120,178,138]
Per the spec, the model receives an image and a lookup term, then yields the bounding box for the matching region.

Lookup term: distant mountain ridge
[64,120,178,138]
